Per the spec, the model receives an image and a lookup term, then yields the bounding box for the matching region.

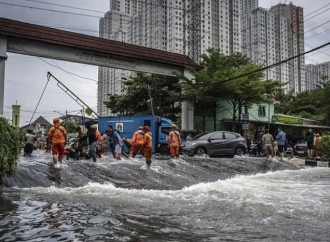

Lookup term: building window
[258,106,266,117]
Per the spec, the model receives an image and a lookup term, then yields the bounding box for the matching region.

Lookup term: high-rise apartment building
[242,7,290,92]
[306,62,330,90]
[242,2,305,94]
[98,1,140,116]
[98,0,262,115]
[240,0,258,16]
[269,3,305,94]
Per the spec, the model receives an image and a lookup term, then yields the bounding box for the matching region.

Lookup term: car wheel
[195,147,206,156]
[235,146,245,155]
[159,146,169,155]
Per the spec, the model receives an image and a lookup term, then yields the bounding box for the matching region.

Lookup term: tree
[104,73,181,121]
[178,49,231,131]
[0,116,20,185]
[211,52,281,132]
[60,121,77,134]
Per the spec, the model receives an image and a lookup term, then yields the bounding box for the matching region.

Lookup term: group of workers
[46,117,181,168]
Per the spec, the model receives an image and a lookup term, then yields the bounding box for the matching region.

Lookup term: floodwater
[1,150,330,241]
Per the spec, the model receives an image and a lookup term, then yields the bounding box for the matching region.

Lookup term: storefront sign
[272,115,303,124]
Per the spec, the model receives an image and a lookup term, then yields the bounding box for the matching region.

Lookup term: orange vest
[48,125,67,144]
[132,130,144,145]
[168,130,180,146]
[143,131,152,149]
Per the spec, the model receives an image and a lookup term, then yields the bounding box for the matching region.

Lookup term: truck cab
[97,115,174,154]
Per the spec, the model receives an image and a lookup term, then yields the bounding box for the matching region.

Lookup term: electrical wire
[25,74,51,131]
[24,0,105,13]
[5,79,96,98]
[223,40,330,84]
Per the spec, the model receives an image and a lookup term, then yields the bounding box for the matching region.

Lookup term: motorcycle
[64,138,80,160]
[248,141,266,157]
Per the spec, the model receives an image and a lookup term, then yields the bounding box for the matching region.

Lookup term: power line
[304,2,330,18]
[5,79,96,98]
[223,41,330,84]
[23,0,105,13]
[14,43,98,89]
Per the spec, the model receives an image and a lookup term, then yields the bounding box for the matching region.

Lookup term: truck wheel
[159,146,169,155]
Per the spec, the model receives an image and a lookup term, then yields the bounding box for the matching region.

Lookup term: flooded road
[1,151,329,241]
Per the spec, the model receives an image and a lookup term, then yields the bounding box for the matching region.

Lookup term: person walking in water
[141,126,152,166]
[87,124,100,162]
[262,129,275,162]
[108,125,123,161]
[24,129,36,156]
[131,126,144,158]
[305,129,314,158]
[168,124,181,160]
[48,118,67,168]
[276,127,287,162]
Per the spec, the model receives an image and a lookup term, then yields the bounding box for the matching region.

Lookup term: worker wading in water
[48,118,67,168]
[141,126,152,166]
[168,124,181,160]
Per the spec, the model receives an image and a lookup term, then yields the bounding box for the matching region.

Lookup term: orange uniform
[142,128,152,163]
[48,118,67,162]
[168,130,181,158]
[131,129,144,158]
[315,135,322,157]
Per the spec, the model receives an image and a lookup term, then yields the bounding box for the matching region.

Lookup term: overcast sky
[1,0,330,126]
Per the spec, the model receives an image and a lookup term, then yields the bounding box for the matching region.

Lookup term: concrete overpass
[0,17,197,131]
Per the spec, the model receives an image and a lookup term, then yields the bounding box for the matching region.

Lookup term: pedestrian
[48,118,67,168]
[131,126,144,158]
[108,125,123,161]
[186,133,193,141]
[262,129,275,162]
[305,129,314,158]
[314,133,322,158]
[86,122,99,162]
[99,131,110,155]
[24,129,36,156]
[141,126,152,166]
[168,124,181,160]
[276,127,287,162]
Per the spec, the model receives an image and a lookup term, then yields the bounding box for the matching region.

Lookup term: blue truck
[97,115,175,154]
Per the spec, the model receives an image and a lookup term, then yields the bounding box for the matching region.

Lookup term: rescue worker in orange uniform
[168,124,181,159]
[48,118,67,167]
[131,126,145,158]
[141,126,152,166]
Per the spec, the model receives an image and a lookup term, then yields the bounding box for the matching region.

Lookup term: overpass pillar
[0,36,7,116]
[181,68,195,132]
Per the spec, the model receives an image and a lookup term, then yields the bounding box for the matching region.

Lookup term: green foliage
[180,49,281,132]
[275,81,330,125]
[317,134,330,161]
[0,116,20,185]
[60,121,77,134]
[104,73,181,121]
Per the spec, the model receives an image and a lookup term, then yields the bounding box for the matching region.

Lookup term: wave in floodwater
[1,151,330,241]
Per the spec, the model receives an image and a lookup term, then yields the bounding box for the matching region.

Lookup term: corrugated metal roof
[0,17,199,69]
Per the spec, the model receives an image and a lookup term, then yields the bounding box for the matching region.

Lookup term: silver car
[181,131,247,157]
